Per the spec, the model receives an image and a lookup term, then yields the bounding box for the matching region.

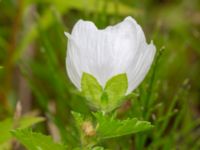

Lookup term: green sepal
[81,73,128,112]
[102,73,128,111]
[81,72,103,109]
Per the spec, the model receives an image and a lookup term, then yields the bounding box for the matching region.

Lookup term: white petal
[66,17,156,93]
[127,42,156,93]
[66,20,98,89]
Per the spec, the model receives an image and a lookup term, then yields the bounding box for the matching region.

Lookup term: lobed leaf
[0,116,44,145]
[94,113,154,139]
[12,129,66,150]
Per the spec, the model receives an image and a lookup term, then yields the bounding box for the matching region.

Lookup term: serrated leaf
[94,113,153,139]
[103,73,128,111]
[0,116,44,145]
[81,72,103,109]
[12,129,66,150]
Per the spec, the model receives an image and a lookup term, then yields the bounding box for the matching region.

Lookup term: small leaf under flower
[81,73,128,112]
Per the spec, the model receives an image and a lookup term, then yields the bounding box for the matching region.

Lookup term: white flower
[65,16,156,94]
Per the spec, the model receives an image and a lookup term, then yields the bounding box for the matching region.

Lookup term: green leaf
[81,72,103,109]
[73,147,104,150]
[103,73,128,111]
[73,146,104,150]
[18,116,45,129]
[0,141,11,150]
[12,129,66,150]
[94,113,154,139]
[0,118,13,144]
[71,111,84,128]
[0,116,44,145]
[91,146,104,150]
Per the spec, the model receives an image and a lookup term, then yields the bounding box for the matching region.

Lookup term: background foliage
[0,0,200,149]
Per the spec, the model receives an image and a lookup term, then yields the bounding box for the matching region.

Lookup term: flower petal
[66,17,156,93]
[127,42,156,93]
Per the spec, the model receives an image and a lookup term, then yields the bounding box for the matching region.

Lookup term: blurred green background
[0,0,200,149]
